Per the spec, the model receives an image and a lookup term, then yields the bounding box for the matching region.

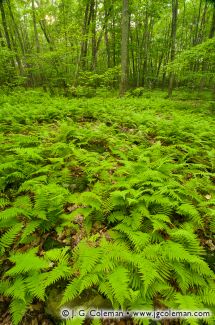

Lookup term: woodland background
[0,0,215,96]
[0,1,215,325]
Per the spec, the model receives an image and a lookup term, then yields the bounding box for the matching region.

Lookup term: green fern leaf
[19,220,41,243]
[177,203,202,226]
[74,242,102,277]
[25,272,46,301]
[108,266,130,307]
[79,274,99,292]
[5,277,26,301]
[0,223,23,250]
[10,298,29,325]
[61,277,81,305]
[6,248,50,276]
[44,262,71,287]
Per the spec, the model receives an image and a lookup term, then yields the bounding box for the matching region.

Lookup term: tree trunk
[193,0,202,45]
[0,0,12,50]
[7,0,25,55]
[120,0,129,96]
[0,0,16,69]
[80,0,92,70]
[168,0,178,97]
[104,0,111,68]
[31,0,40,53]
[0,28,5,47]
[39,19,54,51]
[209,4,215,38]
[142,10,149,87]
[91,0,97,70]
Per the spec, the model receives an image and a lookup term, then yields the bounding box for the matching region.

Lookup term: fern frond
[45,247,70,262]
[5,277,26,301]
[6,248,50,276]
[177,203,203,226]
[98,281,115,306]
[44,262,71,287]
[10,298,29,325]
[169,228,204,255]
[174,293,204,310]
[0,223,23,250]
[0,197,10,208]
[79,274,99,292]
[135,257,163,295]
[19,220,41,243]
[74,242,102,277]
[0,207,27,221]
[0,280,11,294]
[114,224,150,251]
[61,277,81,305]
[25,272,46,300]
[108,267,130,307]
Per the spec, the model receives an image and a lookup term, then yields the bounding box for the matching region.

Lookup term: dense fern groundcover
[0,91,215,325]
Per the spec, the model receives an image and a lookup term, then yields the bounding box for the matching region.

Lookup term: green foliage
[168,38,215,86]
[0,91,214,324]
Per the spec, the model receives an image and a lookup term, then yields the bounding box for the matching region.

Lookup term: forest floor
[0,90,214,325]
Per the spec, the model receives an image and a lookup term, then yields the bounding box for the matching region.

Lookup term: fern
[10,298,30,325]
[0,207,27,221]
[177,203,203,226]
[44,262,71,287]
[108,267,130,307]
[0,223,23,250]
[25,272,46,301]
[19,220,41,243]
[1,92,215,324]
[5,277,26,301]
[73,241,102,277]
[6,248,50,276]
[61,277,82,305]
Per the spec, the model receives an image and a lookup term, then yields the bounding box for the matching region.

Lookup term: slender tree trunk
[92,0,112,71]
[0,0,12,50]
[7,0,25,55]
[39,19,54,51]
[104,0,111,68]
[129,29,136,86]
[193,0,202,45]
[0,0,16,69]
[10,30,24,75]
[135,23,141,87]
[168,0,178,97]
[198,2,208,43]
[80,0,92,70]
[105,28,110,68]
[142,10,149,87]
[209,4,215,38]
[91,0,97,70]
[112,13,116,67]
[0,28,5,47]
[31,0,40,53]
[120,0,129,96]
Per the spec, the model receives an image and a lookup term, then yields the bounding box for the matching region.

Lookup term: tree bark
[91,0,97,70]
[209,4,215,38]
[120,0,129,96]
[31,0,40,53]
[7,0,25,55]
[0,0,16,69]
[0,0,12,50]
[168,0,178,97]
[80,0,92,70]
[39,19,54,51]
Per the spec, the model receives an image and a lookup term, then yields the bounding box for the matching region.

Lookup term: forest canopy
[0,0,215,95]
[0,1,215,325]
